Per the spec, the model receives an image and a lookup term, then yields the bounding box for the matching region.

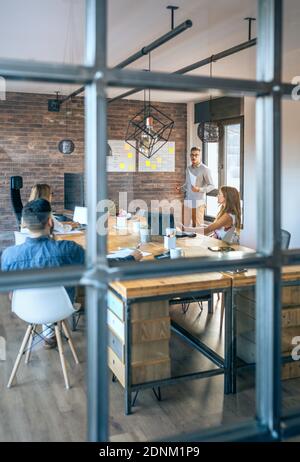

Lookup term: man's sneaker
[43,336,57,350]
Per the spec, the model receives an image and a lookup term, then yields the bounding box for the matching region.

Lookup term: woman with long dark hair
[204,186,241,244]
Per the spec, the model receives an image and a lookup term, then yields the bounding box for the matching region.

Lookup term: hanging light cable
[197,58,224,143]
[125,52,174,159]
[58,98,75,154]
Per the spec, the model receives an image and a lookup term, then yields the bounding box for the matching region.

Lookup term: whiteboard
[107,140,136,172]
[138,141,175,172]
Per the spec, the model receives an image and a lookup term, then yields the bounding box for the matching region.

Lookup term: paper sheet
[54,229,84,235]
[107,248,151,259]
[189,170,197,187]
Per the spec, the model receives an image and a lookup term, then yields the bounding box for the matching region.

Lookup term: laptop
[73,206,87,229]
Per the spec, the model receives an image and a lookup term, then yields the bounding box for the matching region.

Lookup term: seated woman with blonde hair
[204,186,241,244]
[27,183,72,233]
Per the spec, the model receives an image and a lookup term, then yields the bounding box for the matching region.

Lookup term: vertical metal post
[224,288,233,394]
[85,0,109,442]
[256,0,282,438]
[125,301,132,415]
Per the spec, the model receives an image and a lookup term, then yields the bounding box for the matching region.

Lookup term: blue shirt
[1,236,134,302]
[1,236,85,302]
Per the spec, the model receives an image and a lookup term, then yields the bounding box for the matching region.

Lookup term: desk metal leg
[224,288,234,394]
[125,301,132,415]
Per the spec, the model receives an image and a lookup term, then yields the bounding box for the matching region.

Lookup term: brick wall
[0,93,186,251]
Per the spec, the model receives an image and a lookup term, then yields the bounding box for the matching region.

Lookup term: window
[203,116,244,222]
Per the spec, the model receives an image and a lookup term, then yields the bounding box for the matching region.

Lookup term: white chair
[14,231,28,245]
[7,287,79,390]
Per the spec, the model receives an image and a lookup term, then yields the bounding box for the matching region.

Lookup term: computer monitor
[64,173,84,211]
[147,211,175,236]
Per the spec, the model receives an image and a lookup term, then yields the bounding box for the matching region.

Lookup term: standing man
[177,146,215,228]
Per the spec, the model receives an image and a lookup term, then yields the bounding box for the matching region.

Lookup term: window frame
[1,0,300,443]
[203,115,244,224]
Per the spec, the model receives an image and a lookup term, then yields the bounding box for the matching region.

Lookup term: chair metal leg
[7,324,32,388]
[220,294,225,331]
[55,323,70,389]
[61,320,79,364]
[25,324,36,364]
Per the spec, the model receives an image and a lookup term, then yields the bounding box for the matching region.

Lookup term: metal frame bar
[109,38,257,103]
[60,18,192,105]
[0,0,299,443]
[256,0,282,439]
[84,0,108,442]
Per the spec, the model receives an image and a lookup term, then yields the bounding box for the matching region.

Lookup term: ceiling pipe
[59,19,192,106]
[108,37,257,104]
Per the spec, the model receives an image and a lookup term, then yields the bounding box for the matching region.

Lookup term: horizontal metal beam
[105,68,271,97]
[115,20,192,69]
[109,38,257,103]
[107,253,270,281]
[131,368,224,391]
[0,265,84,292]
[0,253,267,292]
[0,58,95,84]
[60,19,192,105]
[175,38,257,75]
[2,249,300,294]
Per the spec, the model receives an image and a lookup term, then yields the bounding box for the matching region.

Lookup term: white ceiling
[0,0,299,103]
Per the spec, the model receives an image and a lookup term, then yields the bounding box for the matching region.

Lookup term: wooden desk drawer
[107,309,125,341]
[132,317,170,344]
[108,329,124,362]
[107,291,124,321]
[131,300,169,321]
[132,358,171,385]
[132,339,169,363]
[108,347,125,387]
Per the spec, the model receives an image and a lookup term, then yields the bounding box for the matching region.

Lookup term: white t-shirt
[214,213,239,244]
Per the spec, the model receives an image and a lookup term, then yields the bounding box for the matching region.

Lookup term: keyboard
[175,231,197,238]
[53,214,70,222]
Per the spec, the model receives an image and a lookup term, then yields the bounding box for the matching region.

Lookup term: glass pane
[0,0,86,65]
[281,270,300,419]
[206,142,219,217]
[224,123,241,192]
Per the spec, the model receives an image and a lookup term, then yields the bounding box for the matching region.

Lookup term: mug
[164,236,176,249]
[117,216,127,229]
[170,247,184,259]
[165,227,176,238]
[140,227,150,243]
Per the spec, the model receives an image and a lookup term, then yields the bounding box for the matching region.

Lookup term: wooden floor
[0,292,299,442]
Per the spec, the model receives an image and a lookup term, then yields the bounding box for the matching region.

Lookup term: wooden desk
[57,219,253,414]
